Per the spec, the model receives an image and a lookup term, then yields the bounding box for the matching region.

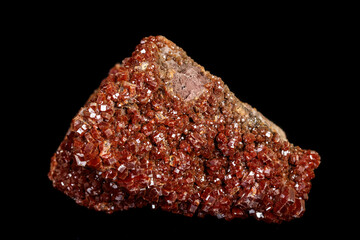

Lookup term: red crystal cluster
[49,36,320,223]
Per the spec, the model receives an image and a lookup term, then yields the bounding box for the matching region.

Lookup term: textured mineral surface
[49,36,320,223]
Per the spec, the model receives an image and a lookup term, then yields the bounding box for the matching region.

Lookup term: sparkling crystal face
[48,36,320,223]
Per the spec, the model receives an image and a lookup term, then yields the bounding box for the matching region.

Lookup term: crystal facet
[48,36,320,223]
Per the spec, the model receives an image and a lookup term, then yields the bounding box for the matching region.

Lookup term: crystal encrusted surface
[49,36,320,223]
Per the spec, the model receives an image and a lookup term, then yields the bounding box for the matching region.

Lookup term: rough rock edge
[155,36,287,140]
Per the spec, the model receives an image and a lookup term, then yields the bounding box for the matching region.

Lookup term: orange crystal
[49,36,320,223]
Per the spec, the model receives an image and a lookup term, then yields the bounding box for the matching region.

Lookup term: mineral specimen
[48,36,320,223]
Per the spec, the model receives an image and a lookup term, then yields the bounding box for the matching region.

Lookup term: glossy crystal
[49,36,320,223]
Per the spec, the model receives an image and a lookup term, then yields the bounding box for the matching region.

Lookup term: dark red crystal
[48,36,320,223]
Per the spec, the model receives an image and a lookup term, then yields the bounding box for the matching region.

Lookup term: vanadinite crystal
[49,36,320,223]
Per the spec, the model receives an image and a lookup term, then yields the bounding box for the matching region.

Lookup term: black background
[9,5,354,239]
